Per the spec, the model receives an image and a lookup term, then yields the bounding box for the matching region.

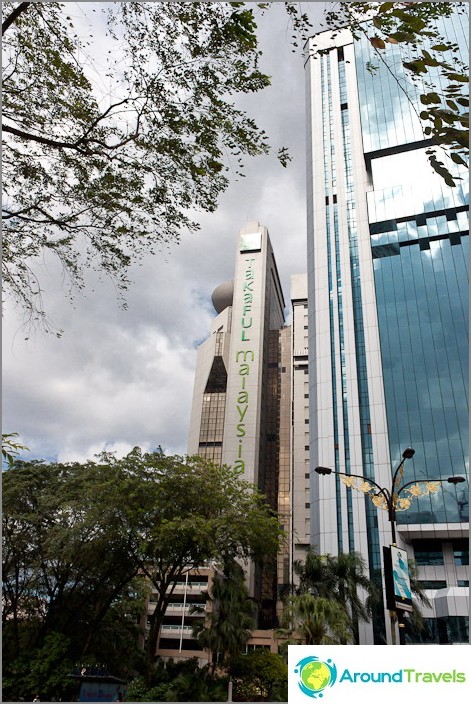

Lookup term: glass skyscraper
[306,9,469,644]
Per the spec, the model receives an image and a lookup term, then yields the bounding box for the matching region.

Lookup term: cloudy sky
[3,1,329,464]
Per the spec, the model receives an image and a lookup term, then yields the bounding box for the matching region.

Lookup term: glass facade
[306,6,468,646]
[355,10,469,526]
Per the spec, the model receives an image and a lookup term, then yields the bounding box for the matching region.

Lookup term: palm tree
[192,561,255,675]
[293,549,380,643]
[277,593,352,645]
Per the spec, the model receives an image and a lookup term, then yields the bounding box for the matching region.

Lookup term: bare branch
[2,2,31,35]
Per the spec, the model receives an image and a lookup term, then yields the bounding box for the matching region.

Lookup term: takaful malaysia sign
[288,645,470,703]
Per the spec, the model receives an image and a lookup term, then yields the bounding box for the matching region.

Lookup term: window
[420,580,447,589]
[412,540,444,566]
[453,540,469,566]
[457,580,469,587]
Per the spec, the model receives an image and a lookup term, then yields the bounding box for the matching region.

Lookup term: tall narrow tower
[305,9,469,644]
[188,222,287,627]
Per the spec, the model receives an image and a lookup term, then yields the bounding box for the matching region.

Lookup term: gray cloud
[2,2,328,463]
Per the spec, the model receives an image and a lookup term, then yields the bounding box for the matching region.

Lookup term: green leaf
[378,2,395,13]
[403,60,427,74]
[420,92,441,105]
[450,152,468,167]
[446,73,469,83]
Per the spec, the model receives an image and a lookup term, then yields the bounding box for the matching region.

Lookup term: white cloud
[2,2,328,464]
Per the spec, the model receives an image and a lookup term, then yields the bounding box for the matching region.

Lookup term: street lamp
[315,449,465,544]
[315,449,465,643]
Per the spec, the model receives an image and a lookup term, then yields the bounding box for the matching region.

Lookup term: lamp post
[314,449,465,644]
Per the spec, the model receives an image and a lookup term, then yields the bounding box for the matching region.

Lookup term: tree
[2,458,147,700]
[228,650,288,701]
[2,448,282,692]
[277,593,352,646]
[192,561,256,675]
[2,1,289,332]
[293,549,380,643]
[312,2,469,185]
[2,459,142,666]
[111,449,281,686]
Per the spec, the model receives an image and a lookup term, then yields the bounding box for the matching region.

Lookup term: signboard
[383,545,413,613]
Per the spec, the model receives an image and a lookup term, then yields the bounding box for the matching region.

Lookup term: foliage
[1,1,292,332]
[107,448,282,685]
[2,631,76,702]
[293,549,380,643]
[277,593,352,646]
[125,659,229,702]
[2,458,142,665]
[228,650,288,701]
[2,448,282,693]
[314,2,469,185]
[2,431,29,466]
[192,561,256,674]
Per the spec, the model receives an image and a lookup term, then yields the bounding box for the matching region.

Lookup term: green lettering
[236,350,254,362]
[241,331,250,341]
[237,406,248,422]
[442,673,452,683]
[244,293,253,304]
[241,317,252,328]
[239,363,250,375]
[234,459,245,471]
[238,391,248,403]
[422,673,433,683]
[236,424,245,437]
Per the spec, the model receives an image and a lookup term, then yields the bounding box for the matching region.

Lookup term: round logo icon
[294,656,337,698]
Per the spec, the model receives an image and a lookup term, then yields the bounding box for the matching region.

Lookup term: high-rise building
[305,10,469,644]
[188,223,311,627]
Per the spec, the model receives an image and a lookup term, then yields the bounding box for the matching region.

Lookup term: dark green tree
[277,593,352,647]
[2,449,282,692]
[228,650,288,701]
[192,561,256,675]
[293,550,380,643]
[110,449,281,686]
[2,459,141,662]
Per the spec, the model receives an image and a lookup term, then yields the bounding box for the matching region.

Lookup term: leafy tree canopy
[2,1,289,331]
[228,650,288,701]
[192,561,256,675]
[2,448,282,692]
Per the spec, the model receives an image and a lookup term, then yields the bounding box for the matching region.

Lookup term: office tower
[188,223,311,627]
[305,9,469,644]
[188,222,286,628]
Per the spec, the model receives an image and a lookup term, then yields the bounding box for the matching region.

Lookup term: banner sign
[288,645,470,703]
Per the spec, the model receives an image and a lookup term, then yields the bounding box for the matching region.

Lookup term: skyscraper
[188,223,311,627]
[305,10,469,644]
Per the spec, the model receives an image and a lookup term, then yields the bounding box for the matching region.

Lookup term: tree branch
[2,2,31,35]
